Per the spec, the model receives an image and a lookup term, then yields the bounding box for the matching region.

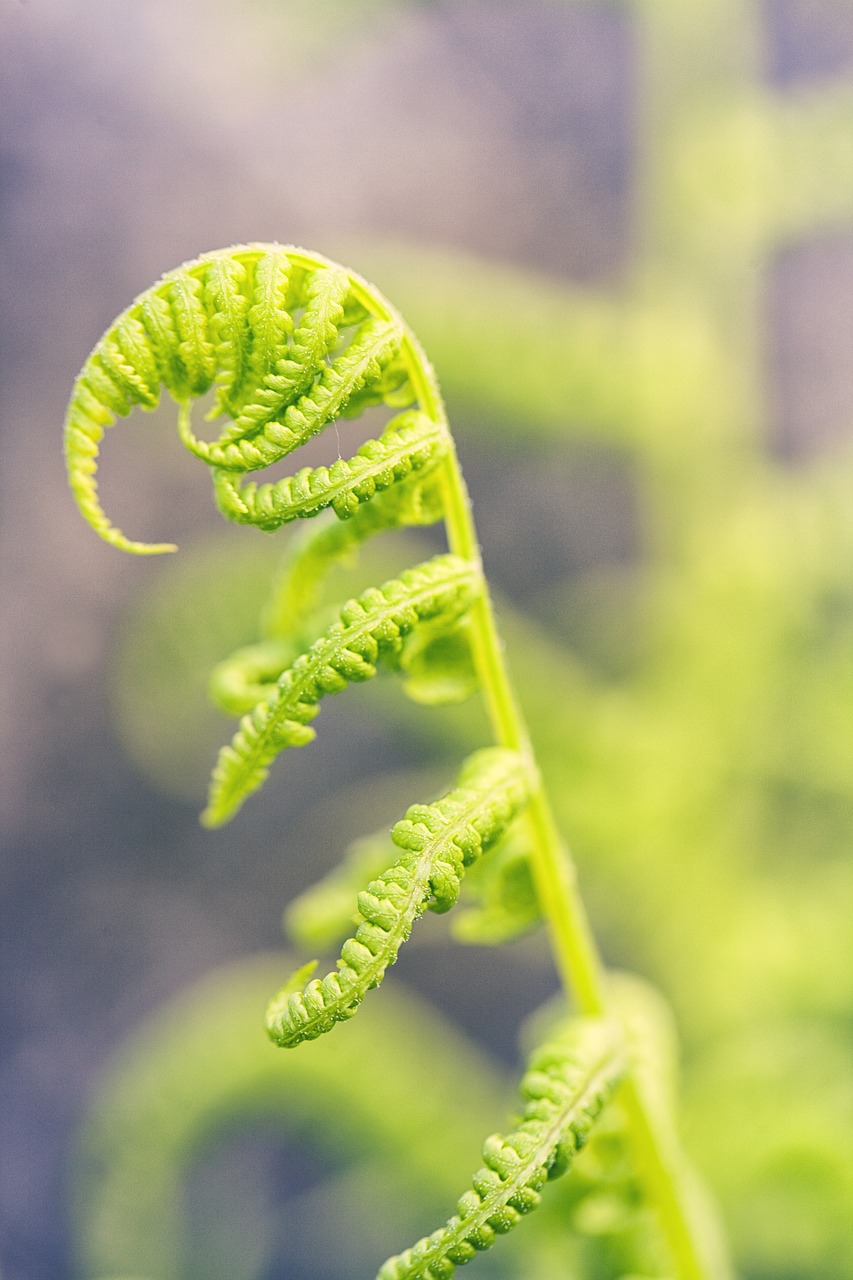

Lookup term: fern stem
[397,326,607,1014]
[396,325,708,1280]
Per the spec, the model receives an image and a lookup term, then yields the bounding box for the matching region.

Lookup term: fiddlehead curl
[65,243,480,831]
[64,244,443,555]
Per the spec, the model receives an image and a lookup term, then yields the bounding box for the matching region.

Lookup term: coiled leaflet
[63,244,434,555]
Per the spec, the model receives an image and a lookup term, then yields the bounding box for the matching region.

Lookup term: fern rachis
[65,244,720,1279]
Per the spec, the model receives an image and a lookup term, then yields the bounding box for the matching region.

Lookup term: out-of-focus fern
[74,956,511,1280]
[66,244,725,1278]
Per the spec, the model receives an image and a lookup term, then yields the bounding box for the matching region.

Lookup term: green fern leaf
[239,246,294,406]
[229,265,349,440]
[167,269,216,398]
[377,1015,624,1280]
[178,313,403,473]
[64,342,176,556]
[97,322,160,411]
[63,247,414,555]
[265,747,531,1047]
[211,410,448,529]
[140,286,186,400]
[339,348,414,419]
[202,554,482,827]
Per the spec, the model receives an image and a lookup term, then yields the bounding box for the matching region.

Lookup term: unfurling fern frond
[377,1016,625,1280]
[265,747,531,1047]
[202,553,483,828]
[64,245,421,555]
[66,245,721,1280]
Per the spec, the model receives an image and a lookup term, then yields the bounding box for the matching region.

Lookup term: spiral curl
[202,553,482,827]
[63,244,439,555]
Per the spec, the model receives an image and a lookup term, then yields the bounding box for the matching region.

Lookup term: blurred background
[1,1,853,1277]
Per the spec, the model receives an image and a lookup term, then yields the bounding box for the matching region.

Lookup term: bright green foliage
[377,1017,624,1280]
[259,478,446,641]
[211,410,448,529]
[64,3,853,1275]
[65,242,724,1280]
[202,554,483,828]
[266,747,531,1047]
[63,245,428,555]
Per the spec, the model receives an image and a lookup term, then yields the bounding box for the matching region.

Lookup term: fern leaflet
[377,1015,624,1280]
[266,747,531,1047]
[211,409,448,529]
[202,554,482,827]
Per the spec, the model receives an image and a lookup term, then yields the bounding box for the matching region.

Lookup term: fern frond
[64,246,421,555]
[265,747,531,1047]
[271,314,403,454]
[377,1016,625,1280]
[339,348,414,419]
[167,269,217,398]
[181,314,403,473]
[64,364,176,557]
[238,245,295,406]
[65,244,715,1278]
[229,265,349,440]
[211,410,448,530]
[202,554,482,827]
[177,257,340,465]
[139,287,186,401]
